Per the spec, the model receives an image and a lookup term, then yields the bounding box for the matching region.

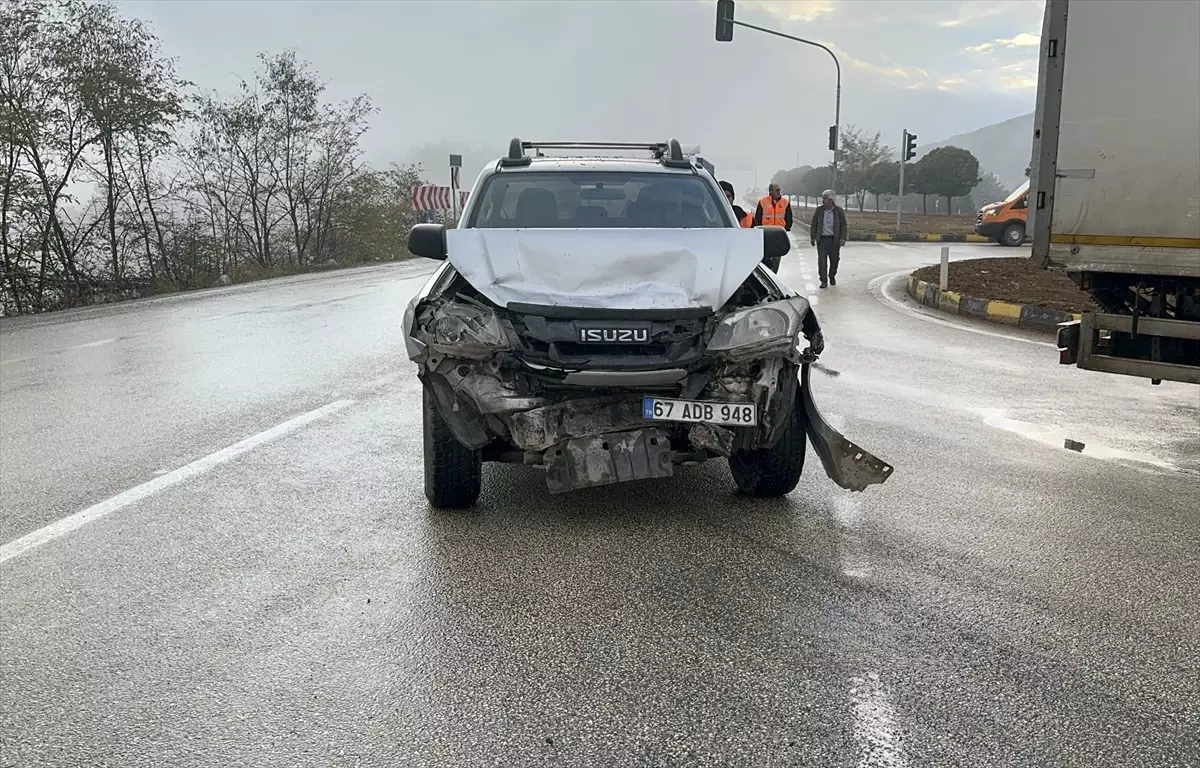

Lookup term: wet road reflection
[1,249,1197,766]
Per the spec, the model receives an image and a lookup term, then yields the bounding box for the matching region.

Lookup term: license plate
[642,397,757,427]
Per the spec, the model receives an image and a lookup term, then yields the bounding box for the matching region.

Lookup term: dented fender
[800,364,894,491]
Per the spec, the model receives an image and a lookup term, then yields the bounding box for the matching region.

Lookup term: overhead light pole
[715,0,842,198]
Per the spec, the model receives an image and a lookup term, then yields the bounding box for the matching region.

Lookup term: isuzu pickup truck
[402,138,894,508]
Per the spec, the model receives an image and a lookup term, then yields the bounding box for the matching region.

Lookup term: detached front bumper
[798,364,894,491]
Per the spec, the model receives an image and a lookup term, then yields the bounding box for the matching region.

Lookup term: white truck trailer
[1031,0,1200,385]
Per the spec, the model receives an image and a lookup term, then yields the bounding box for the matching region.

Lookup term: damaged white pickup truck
[403,139,893,508]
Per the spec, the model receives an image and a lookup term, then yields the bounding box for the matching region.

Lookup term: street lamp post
[715,3,842,198]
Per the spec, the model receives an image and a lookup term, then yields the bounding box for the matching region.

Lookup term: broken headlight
[427,299,508,348]
[707,297,810,353]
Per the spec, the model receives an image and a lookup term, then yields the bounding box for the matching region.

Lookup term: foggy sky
[118,0,1044,195]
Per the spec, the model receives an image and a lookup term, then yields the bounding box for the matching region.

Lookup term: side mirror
[407,223,448,261]
[762,226,791,261]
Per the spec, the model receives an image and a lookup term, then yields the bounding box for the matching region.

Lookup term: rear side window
[467,171,730,229]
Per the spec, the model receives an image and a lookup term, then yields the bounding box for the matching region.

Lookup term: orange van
[975,179,1029,246]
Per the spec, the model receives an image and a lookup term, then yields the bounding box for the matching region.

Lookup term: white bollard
[940,246,950,291]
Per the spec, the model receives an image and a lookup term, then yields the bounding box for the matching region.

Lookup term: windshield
[1004,179,1030,204]
[466,171,731,228]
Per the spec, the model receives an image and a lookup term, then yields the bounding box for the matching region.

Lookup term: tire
[422,386,482,509]
[1001,222,1025,247]
[728,399,807,498]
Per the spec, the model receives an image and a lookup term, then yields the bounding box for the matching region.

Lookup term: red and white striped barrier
[412,185,469,211]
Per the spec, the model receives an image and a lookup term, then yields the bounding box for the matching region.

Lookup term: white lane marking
[3,337,120,364]
[809,294,820,305]
[0,399,355,565]
[876,243,902,251]
[832,496,872,579]
[849,672,908,767]
[868,270,1055,348]
[69,337,118,350]
[805,282,817,291]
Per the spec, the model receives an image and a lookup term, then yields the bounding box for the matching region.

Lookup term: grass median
[798,208,978,236]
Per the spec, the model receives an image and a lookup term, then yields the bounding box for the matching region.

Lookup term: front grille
[508,312,710,372]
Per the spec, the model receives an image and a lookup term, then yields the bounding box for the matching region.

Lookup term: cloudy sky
[118,0,1044,195]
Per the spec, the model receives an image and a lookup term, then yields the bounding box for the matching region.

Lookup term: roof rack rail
[497,138,695,169]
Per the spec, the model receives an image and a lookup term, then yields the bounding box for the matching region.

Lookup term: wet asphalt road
[1,240,1198,767]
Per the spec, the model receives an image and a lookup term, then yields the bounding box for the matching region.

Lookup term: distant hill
[919,112,1033,190]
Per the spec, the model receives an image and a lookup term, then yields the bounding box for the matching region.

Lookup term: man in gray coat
[809,189,848,288]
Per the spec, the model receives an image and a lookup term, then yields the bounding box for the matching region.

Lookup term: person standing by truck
[810,189,847,288]
[754,183,793,231]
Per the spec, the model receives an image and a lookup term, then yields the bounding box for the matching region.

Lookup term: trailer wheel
[1001,222,1026,247]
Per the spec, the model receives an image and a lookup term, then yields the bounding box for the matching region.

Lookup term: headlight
[986,208,1001,217]
[707,297,810,353]
[426,301,508,348]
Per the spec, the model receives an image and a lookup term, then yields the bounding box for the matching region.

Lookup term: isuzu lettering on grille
[578,328,650,343]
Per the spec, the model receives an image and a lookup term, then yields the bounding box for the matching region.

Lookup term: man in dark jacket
[719,180,752,227]
[810,189,848,288]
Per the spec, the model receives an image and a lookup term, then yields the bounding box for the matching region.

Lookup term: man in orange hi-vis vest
[753,183,793,231]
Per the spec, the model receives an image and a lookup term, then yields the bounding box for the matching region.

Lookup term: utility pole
[715,0,842,196]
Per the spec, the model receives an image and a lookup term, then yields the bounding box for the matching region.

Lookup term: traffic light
[904,131,918,161]
[716,0,735,42]
[828,125,837,151]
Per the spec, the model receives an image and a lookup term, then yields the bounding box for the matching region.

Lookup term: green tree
[839,125,891,212]
[912,146,981,215]
[328,163,424,264]
[799,165,834,202]
[861,162,900,212]
[770,165,814,203]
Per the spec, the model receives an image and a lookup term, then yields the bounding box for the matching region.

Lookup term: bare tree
[0,0,419,315]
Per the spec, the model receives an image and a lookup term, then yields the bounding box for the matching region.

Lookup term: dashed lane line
[0,399,355,565]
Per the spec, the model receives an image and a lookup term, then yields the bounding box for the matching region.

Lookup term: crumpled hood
[444,228,766,312]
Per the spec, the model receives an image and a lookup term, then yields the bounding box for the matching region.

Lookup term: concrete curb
[905,274,1082,333]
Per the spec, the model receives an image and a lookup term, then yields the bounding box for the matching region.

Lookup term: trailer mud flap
[799,364,895,491]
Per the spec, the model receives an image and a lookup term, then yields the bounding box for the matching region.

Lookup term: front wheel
[728,400,806,498]
[1001,222,1026,247]
[422,386,482,509]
